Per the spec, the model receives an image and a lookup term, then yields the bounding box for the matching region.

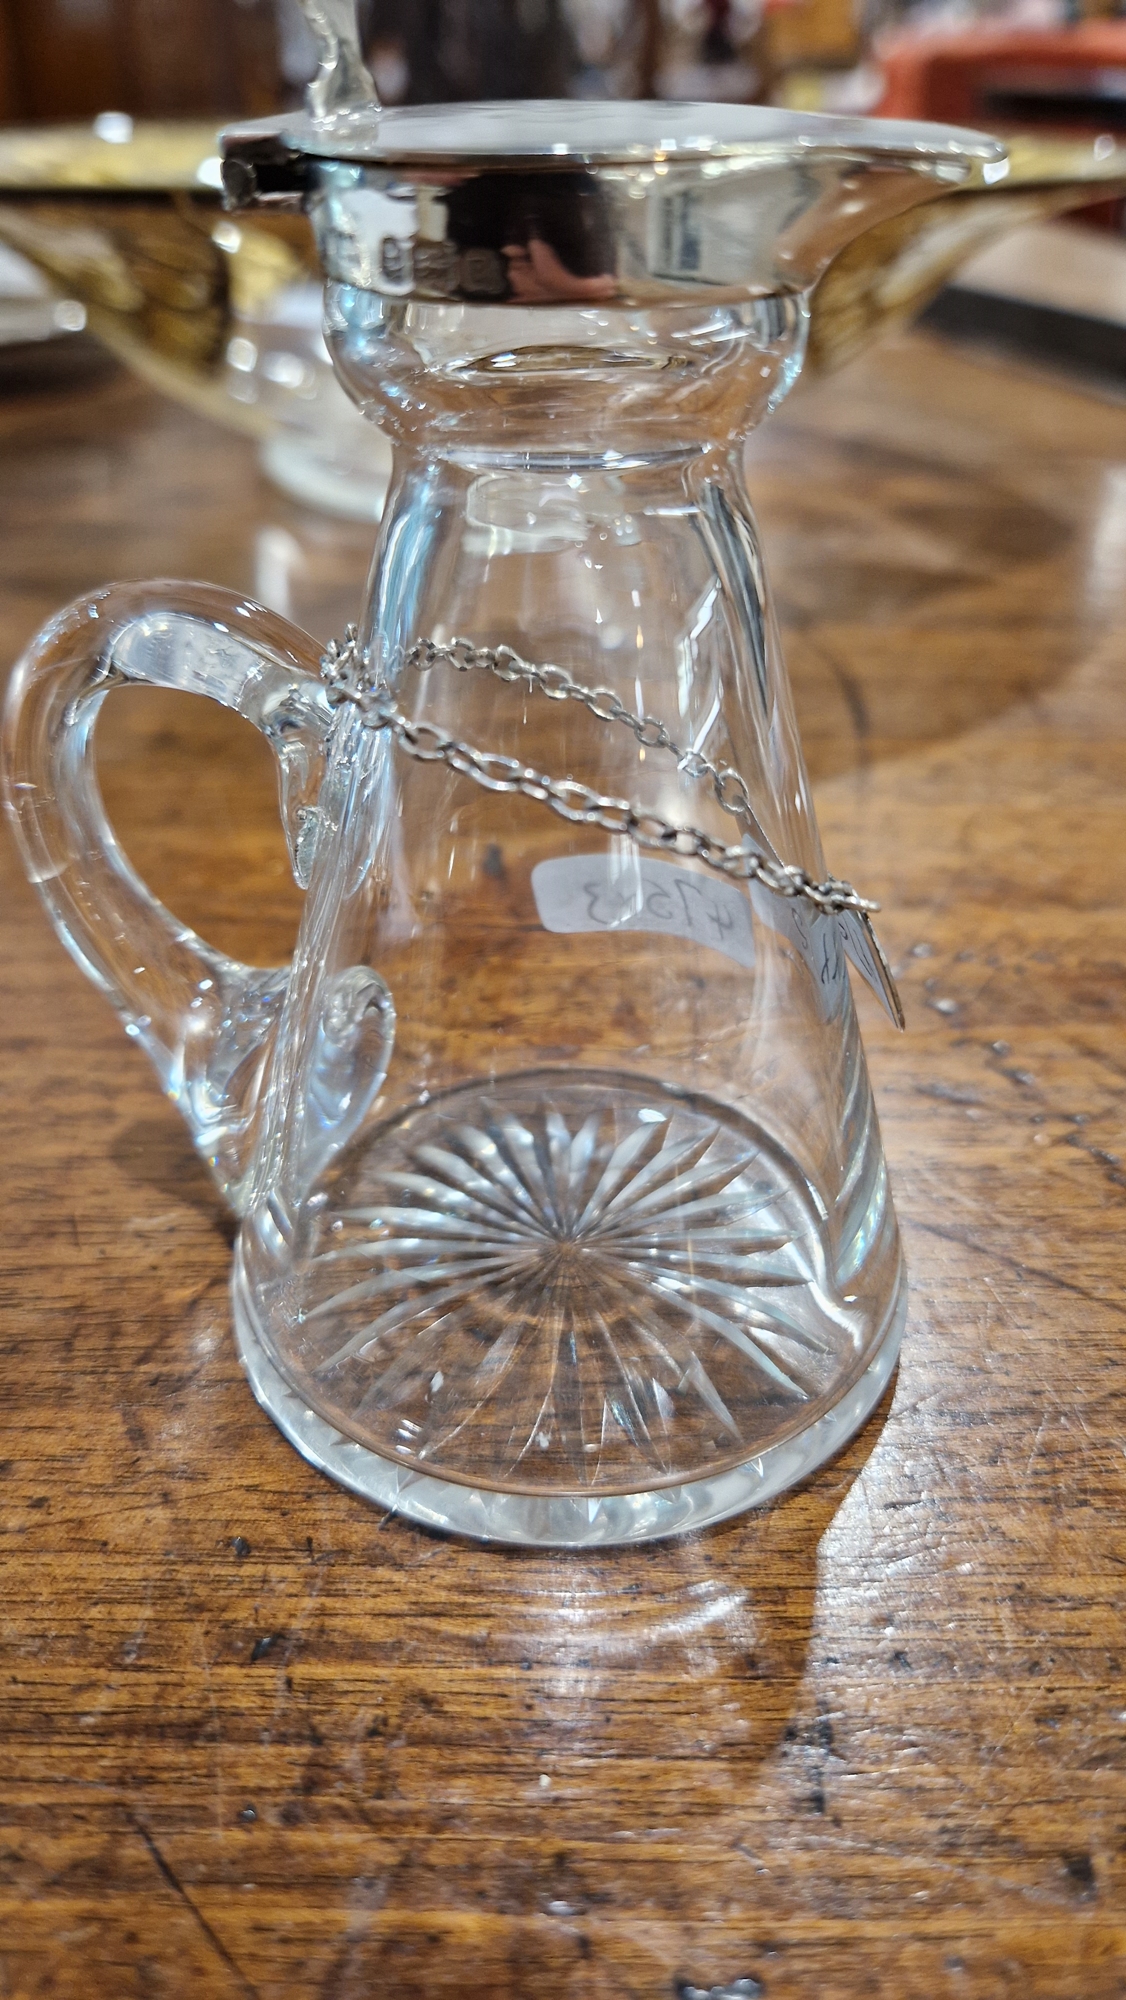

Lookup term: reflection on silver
[223,100,1004,307]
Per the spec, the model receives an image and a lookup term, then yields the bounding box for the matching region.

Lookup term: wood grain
[1,336,1124,1999]
[1,0,282,123]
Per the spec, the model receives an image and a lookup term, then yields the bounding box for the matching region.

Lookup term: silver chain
[319,626,878,917]
[407,633,770,833]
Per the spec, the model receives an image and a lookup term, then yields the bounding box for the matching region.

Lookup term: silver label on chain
[837,907,904,1027]
[532,854,756,968]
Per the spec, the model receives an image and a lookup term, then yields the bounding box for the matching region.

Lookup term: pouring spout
[770,139,1008,294]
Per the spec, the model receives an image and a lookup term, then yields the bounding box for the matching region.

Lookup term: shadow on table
[752,427,1085,786]
[310,1402,893,2000]
[109,1112,237,1244]
[102,1095,893,2000]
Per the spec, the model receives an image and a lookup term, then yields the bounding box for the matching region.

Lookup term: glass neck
[324,290,810,463]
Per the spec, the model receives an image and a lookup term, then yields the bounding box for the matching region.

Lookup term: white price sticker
[531,852,902,1026]
[749,883,847,1020]
[532,854,756,968]
[838,907,904,1027]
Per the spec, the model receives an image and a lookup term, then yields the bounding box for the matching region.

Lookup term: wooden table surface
[1,331,1124,2000]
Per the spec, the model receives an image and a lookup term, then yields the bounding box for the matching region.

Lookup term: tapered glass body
[250,294,902,1538]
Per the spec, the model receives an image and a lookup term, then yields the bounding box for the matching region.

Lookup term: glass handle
[2,580,334,1214]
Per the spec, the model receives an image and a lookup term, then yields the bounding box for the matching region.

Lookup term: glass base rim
[231,1239,907,1547]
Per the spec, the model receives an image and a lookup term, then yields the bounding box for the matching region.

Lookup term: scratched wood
[1,334,1124,2000]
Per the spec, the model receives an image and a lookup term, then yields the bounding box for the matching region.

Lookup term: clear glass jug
[2,101,1001,1545]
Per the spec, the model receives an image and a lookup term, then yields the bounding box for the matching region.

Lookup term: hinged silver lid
[221,100,1005,306]
[223,97,1001,189]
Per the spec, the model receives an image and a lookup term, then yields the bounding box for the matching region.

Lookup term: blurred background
[2,0,1126,124]
[0,0,1125,514]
